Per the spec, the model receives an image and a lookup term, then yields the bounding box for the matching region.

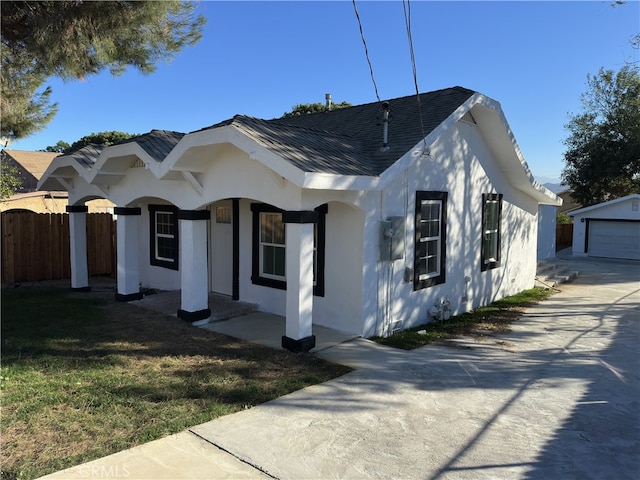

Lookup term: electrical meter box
[379,216,404,261]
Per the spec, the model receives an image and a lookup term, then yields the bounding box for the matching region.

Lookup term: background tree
[44,131,137,154]
[561,66,640,206]
[281,101,352,118]
[0,155,23,198]
[43,141,70,154]
[1,1,206,141]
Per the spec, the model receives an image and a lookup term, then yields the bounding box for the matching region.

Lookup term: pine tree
[1,1,205,140]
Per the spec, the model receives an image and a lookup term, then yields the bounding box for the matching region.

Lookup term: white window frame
[418,200,443,280]
[259,211,286,281]
[414,191,447,290]
[148,204,179,270]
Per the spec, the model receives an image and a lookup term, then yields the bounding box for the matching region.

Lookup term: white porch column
[177,210,211,325]
[282,210,317,352]
[66,205,89,291]
[114,207,143,301]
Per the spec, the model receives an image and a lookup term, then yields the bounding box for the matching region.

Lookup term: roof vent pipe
[325,93,332,111]
[380,101,390,152]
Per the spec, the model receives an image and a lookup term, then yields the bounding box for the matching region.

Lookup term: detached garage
[570,194,640,261]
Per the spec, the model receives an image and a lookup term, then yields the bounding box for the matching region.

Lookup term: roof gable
[3,150,59,180]
[570,194,640,216]
[273,86,475,176]
[38,86,558,205]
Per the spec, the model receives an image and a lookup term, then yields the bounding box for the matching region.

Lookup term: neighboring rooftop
[2,150,59,180]
[2,149,60,192]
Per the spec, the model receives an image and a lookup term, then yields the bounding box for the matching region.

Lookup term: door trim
[232,198,239,301]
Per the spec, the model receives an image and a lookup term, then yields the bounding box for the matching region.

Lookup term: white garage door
[588,220,640,260]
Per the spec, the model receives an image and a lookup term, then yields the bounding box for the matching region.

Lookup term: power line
[352,0,381,103]
[402,0,427,147]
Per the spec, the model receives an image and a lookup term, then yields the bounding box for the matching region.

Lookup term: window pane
[261,213,285,245]
[485,202,499,230]
[262,245,285,277]
[418,240,426,258]
[156,212,174,235]
[261,213,273,243]
[427,254,438,274]
[274,246,285,277]
[484,232,498,262]
[263,245,274,275]
[216,206,231,224]
[426,240,439,274]
[421,202,440,221]
[427,239,438,258]
[157,237,175,261]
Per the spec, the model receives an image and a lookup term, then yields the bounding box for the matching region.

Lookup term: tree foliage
[43,141,71,154]
[561,66,640,206]
[281,101,352,118]
[1,1,206,140]
[44,131,137,154]
[556,211,572,225]
[0,155,23,198]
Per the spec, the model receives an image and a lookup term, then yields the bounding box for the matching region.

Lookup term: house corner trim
[282,335,316,352]
[177,308,211,322]
[115,292,143,302]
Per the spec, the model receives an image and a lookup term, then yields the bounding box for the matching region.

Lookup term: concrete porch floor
[129,289,359,353]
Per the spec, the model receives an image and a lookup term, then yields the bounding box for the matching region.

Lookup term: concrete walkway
[40,256,640,480]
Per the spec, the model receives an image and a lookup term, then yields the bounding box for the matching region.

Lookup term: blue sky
[10,1,639,182]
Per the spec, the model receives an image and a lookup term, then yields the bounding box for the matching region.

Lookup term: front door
[210,200,233,296]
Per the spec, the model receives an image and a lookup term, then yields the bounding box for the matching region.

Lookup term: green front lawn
[1,287,351,480]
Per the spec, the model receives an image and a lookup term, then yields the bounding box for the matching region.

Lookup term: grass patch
[372,287,553,350]
[0,286,351,480]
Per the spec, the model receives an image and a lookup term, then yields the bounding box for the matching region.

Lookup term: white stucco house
[570,194,640,260]
[39,86,560,351]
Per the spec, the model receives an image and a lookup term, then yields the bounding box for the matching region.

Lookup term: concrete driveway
[41,257,640,480]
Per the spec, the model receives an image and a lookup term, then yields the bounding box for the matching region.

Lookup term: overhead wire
[352,0,381,103]
[402,0,427,148]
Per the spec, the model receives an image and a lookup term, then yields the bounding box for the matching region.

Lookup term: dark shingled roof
[271,86,475,175]
[59,87,475,177]
[116,130,185,162]
[65,144,105,168]
[61,130,185,167]
[195,86,475,176]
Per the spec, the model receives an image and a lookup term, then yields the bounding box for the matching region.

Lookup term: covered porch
[128,288,358,353]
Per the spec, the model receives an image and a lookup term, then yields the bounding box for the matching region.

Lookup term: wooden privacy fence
[1,212,116,284]
[556,223,574,247]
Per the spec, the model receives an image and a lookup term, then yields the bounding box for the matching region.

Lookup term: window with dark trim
[414,191,447,290]
[149,204,179,270]
[481,193,503,271]
[251,203,327,296]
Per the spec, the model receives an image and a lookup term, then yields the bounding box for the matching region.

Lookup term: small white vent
[132,158,145,168]
[460,111,477,124]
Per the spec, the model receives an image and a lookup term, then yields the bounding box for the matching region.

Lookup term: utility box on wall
[380,216,405,261]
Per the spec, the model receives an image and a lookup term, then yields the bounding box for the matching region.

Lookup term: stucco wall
[537,204,557,259]
[64,119,542,339]
[361,120,539,337]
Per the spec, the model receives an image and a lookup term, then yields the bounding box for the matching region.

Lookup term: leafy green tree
[281,101,352,118]
[1,1,206,140]
[561,66,640,206]
[43,141,70,154]
[44,131,137,154]
[0,155,23,198]
[556,211,572,225]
